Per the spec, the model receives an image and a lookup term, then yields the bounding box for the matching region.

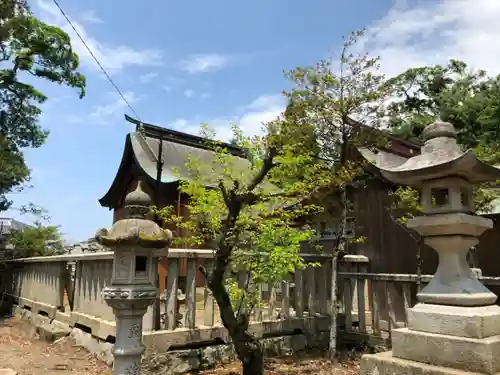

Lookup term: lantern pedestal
[407,213,496,307]
[103,286,157,375]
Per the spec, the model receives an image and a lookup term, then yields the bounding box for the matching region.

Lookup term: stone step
[361,351,498,375]
[392,328,500,374]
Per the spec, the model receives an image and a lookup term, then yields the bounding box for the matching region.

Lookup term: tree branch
[247,147,277,192]
[219,180,230,208]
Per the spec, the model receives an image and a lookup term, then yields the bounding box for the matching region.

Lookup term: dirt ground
[0,316,110,375]
[200,351,361,375]
[0,315,360,375]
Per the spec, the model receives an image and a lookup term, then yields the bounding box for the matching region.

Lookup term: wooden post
[341,255,369,324]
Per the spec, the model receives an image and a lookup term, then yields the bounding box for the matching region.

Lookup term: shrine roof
[99,115,252,208]
[99,115,422,209]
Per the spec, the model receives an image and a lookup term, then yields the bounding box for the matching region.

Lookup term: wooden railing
[1,250,347,350]
[338,270,500,347]
[4,249,494,351]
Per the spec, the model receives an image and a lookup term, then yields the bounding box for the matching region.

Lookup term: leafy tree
[4,215,65,259]
[0,0,86,211]
[157,122,330,375]
[282,29,394,360]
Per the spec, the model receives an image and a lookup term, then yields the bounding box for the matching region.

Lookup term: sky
[5,0,500,242]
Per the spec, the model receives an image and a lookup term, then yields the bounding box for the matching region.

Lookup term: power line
[50,0,141,121]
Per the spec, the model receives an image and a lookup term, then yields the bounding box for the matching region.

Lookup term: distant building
[0,218,33,236]
[0,218,34,260]
[65,237,107,254]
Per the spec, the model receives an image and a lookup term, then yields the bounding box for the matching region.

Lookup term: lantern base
[408,303,500,338]
[407,213,495,307]
[416,233,496,307]
[361,304,500,374]
[417,290,497,307]
[361,350,500,375]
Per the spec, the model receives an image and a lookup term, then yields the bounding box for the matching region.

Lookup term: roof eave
[98,134,136,209]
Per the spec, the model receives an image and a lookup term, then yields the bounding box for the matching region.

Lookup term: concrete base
[361,303,500,374]
[392,328,500,374]
[361,351,500,375]
[408,304,500,339]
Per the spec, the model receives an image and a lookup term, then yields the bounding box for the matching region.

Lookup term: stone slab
[36,322,71,343]
[392,328,500,374]
[361,351,500,375]
[408,303,500,339]
[0,369,17,375]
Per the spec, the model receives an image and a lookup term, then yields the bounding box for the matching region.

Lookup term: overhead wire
[50,0,142,121]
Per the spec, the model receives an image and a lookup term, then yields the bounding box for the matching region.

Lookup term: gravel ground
[0,316,110,375]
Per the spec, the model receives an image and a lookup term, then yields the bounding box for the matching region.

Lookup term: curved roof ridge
[125,114,247,158]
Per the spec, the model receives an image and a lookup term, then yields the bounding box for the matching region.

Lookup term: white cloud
[180,54,231,74]
[90,91,138,123]
[242,94,284,112]
[181,90,210,99]
[168,94,285,142]
[139,72,158,84]
[238,94,285,136]
[365,0,500,76]
[35,0,163,73]
[80,10,103,24]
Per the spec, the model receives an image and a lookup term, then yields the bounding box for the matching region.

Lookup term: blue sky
[5,0,500,242]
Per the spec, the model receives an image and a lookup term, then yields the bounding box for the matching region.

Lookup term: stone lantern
[96,180,172,375]
[361,120,500,375]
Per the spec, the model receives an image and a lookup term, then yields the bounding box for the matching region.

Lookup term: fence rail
[1,250,339,350]
[337,269,499,347]
[2,250,495,351]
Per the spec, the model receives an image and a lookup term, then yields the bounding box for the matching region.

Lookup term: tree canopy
[5,222,65,259]
[0,0,86,211]
[387,59,500,160]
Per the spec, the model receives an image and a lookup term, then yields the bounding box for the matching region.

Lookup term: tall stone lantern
[361,120,500,375]
[95,180,172,375]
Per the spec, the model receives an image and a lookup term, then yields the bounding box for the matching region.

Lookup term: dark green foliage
[0,0,86,211]
[6,223,65,258]
[387,59,500,160]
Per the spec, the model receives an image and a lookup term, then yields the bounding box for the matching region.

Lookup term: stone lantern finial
[95,180,172,248]
[124,179,152,209]
[422,119,457,140]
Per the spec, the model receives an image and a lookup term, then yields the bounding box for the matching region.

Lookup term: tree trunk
[328,252,339,361]
[209,277,264,375]
[328,183,348,361]
[416,239,422,292]
[235,333,264,375]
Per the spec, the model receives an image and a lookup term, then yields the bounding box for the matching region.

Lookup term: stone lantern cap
[95,180,172,248]
[379,119,500,186]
